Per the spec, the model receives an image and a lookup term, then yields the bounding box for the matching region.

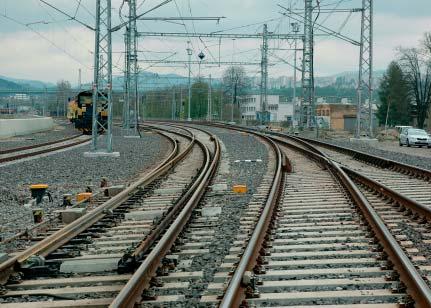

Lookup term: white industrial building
[238,95,294,123]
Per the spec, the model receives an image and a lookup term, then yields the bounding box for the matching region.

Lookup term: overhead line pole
[301,0,315,129]
[124,0,139,136]
[172,87,176,120]
[292,22,299,127]
[356,0,374,138]
[123,31,129,129]
[187,42,192,121]
[260,24,269,124]
[207,74,212,121]
[86,0,117,156]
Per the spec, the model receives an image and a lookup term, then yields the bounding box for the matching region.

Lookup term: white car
[399,128,431,148]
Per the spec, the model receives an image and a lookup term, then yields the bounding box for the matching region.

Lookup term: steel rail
[0,137,91,164]
[0,129,186,285]
[0,129,173,247]
[0,134,83,155]
[117,125,214,271]
[208,123,431,180]
[342,166,431,222]
[293,135,431,180]
[217,130,284,307]
[125,122,431,306]
[272,134,431,307]
[110,127,221,308]
[204,122,431,307]
[330,162,431,308]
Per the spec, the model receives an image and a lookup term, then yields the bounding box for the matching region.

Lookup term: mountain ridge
[0,70,386,91]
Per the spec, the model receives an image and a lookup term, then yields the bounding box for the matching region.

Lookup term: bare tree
[422,32,431,54]
[222,66,247,106]
[56,80,72,117]
[398,43,431,128]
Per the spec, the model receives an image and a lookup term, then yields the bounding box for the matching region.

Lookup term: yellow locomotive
[67,90,108,134]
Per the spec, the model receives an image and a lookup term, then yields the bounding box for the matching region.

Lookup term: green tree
[189,81,208,119]
[376,61,411,126]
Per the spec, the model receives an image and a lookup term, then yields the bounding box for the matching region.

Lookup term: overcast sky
[0,0,430,84]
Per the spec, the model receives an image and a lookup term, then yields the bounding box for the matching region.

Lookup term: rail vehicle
[67,90,108,134]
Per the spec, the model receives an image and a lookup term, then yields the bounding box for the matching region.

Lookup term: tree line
[376,32,431,129]
[143,66,248,121]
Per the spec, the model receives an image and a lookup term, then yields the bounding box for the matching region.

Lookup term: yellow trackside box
[77,192,92,202]
[233,184,247,193]
[30,184,49,203]
[30,184,49,190]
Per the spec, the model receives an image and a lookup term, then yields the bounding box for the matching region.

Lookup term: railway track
[220,128,431,307]
[0,125,219,307]
[3,122,431,307]
[0,134,90,164]
[198,123,431,307]
[290,137,431,205]
[0,128,173,249]
[0,191,111,252]
[278,136,431,289]
[109,124,282,307]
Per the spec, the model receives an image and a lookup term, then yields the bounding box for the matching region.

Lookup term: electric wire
[0,12,91,70]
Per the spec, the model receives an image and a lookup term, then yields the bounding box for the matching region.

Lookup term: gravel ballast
[294,132,431,171]
[173,125,269,305]
[324,139,431,171]
[0,129,171,240]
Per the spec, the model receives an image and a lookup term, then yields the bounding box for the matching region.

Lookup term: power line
[35,0,93,54]
[39,0,95,30]
[0,12,91,69]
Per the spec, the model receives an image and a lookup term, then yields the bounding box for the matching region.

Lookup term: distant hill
[110,71,194,90]
[0,69,386,92]
[0,76,54,89]
[0,78,23,90]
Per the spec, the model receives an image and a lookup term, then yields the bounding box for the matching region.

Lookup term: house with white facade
[238,95,294,123]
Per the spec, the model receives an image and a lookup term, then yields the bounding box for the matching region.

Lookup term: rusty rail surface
[343,166,431,222]
[292,135,431,181]
[110,126,221,308]
[0,136,90,164]
[0,134,82,155]
[274,133,431,307]
[202,122,431,180]
[117,124,213,272]
[0,128,185,285]
[198,122,431,307]
[220,132,284,307]
[331,162,431,307]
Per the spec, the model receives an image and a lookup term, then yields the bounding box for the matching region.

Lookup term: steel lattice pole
[124,0,138,135]
[260,24,269,124]
[301,0,314,129]
[187,42,192,121]
[357,0,373,138]
[91,0,113,152]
